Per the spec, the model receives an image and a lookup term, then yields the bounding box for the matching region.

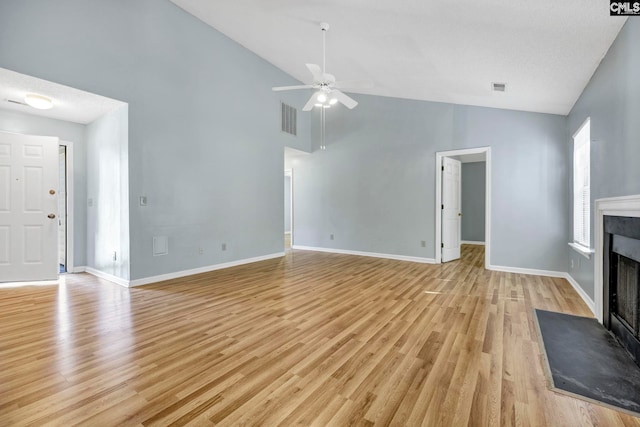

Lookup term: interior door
[0,132,59,282]
[441,156,461,262]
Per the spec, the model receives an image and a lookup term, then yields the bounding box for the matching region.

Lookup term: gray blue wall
[2,0,597,282]
[461,162,486,242]
[296,96,568,271]
[0,0,310,280]
[284,175,291,233]
[568,19,640,300]
[0,109,87,268]
[86,105,130,279]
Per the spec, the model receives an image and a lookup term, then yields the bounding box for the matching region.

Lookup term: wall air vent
[492,82,506,92]
[281,102,297,136]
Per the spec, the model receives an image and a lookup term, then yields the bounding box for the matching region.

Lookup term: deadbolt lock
[49,189,55,195]
[48,213,56,219]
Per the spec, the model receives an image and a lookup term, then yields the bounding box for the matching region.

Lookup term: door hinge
[441,242,444,248]
[441,165,444,171]
[441,204,444,209]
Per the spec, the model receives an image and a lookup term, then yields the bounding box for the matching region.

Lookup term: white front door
[441,156,461,263]
[0,132,59,282]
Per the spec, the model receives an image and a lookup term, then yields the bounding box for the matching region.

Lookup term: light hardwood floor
[1,245,638,426]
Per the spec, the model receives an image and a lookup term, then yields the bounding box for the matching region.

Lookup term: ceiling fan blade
[272,84,313,92]
[334,79,374,90]
[302,92,317,111]
[332,90,358,109]
[305,63,323,81]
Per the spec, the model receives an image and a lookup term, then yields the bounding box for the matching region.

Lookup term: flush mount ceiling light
[24,93,53,110]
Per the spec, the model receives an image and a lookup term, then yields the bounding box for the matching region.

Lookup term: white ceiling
[0,68,125,125]
[171,0,626,115]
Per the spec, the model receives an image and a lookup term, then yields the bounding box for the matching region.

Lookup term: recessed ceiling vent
[492,82,506,92]
[281,102,297,136]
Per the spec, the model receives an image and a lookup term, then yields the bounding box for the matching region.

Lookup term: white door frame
[285,169,293,247]
[59,140,74,272]
[435,147,491,268]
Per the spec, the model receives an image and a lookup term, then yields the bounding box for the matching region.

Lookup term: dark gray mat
[534,309,640,417]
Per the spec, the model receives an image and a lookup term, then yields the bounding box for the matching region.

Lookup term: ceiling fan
[272,22,372,111]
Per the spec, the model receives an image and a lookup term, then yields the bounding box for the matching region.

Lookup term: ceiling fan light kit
[271,22,370,112]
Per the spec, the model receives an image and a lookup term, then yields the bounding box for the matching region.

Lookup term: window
[573,118,590,249]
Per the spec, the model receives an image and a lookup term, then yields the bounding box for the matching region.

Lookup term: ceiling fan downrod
[320,23,329,74]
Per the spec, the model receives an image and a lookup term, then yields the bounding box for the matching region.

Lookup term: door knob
[48,213,56,219]
[458,212,462,216]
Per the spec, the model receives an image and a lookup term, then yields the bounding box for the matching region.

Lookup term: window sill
[569,242,594,259]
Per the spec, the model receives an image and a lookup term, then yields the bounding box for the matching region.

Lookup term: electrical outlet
[421,240,426,247]
[221,243,227,251]
[139,196,147,206]
[198,247,204,255]
[571,259,574,269]
[330,234,334,240]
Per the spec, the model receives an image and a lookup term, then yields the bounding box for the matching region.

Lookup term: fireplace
[603,215,640,365]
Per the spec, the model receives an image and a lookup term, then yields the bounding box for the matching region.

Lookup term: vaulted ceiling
[171,0,626,115]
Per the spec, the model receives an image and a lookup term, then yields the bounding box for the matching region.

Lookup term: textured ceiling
[170,0,626,115]
[0,68,125,125]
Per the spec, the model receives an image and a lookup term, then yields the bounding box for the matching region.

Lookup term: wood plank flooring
[1,245,638,426]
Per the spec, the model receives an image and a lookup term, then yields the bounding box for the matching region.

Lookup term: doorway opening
[435,147,491,268]
[284,169,292,250]
[58,140,74,274]
[59,145,67,272]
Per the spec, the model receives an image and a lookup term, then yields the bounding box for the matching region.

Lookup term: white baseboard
[84,267,130,287]
[128,252,285,287]
[0,279,58,288]
[71,266,86,274]
[291,245,436,264]
[563,273,596,315]
[487,264,596,315]
[487,264,567,278]
[461,240,485,245]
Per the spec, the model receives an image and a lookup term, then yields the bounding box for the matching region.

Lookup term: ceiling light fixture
[317,93,327,103]
[24,93,53,110]
[329,98,338,105]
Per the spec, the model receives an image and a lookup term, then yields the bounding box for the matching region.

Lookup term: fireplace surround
[594,195,640,326]
[603,215,640,364]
